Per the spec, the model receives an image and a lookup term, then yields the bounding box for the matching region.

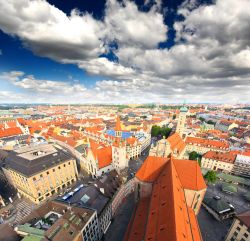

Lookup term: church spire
[115,115,122,138]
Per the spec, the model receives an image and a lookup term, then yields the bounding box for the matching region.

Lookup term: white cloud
[104,0,167,48]
[1,71,86,95]
[0,0,105,61]
[0,0,249,103]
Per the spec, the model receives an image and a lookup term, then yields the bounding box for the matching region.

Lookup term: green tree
[189,151,199,160]
[173,114,176,120]
[204,171,217,183]
[151,125,172,138]
[207,120,215,125]
[189,151,202,166]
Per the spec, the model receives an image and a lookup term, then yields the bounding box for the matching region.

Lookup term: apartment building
[2,144,78,204]
[185,136,230,155]
[201,151,236,173]
[14,200,100,241]
[232,154,250,178]
[225,210,250,241]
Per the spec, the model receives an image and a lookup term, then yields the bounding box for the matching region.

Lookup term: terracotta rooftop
[186,136,229,149]
[0,127,23,138]
[203,151,237,164]
[125,158,203,241]
[89,139,112,169]
[135,156,168,182]
[173,159,207,190]
[167,132,186,153]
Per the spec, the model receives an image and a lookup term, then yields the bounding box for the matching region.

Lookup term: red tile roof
[89,140,112,169]
[167,133,186,153]
[173,159,207,190]
[186,136,229,149]
[125,159,203,241]
[135,156,168,182]
[0,127,23,138]
[203,151,237,164]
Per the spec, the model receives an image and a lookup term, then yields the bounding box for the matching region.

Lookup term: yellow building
[3,144,78,204]
[225,210,250,241]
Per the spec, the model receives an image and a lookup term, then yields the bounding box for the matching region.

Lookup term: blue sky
[0,0,249,103]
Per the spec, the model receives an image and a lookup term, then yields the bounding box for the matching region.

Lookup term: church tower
[115,115,122,138]
[112,115,127,172]
[176,106,188,137]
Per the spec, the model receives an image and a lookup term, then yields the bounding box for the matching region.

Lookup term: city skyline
[0,0,250,104]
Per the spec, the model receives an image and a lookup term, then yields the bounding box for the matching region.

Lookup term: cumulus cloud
[0,0,249,103]
[104,0,167,48]
[1,71,86,94]
[0,0,105,61]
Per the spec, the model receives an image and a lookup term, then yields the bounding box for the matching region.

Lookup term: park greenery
[204,170,217,183]
[188,151,202,166]
[151,125,172,138]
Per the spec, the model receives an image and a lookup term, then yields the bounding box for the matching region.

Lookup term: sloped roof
[173,159,207,190]
[167,132,186,153]
[237,210,250,227]
[135,156,168,182]
[125,159,203,241]
[89,140,112,169]
[203,151,236,164]
[186,136,229,149]
[0,127,23,138]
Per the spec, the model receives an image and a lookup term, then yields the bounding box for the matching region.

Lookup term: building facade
[2,144,78,204]
[201,151,236,173]
[232,154,250,178]
[176,106,188,137]
[225,210,250,241]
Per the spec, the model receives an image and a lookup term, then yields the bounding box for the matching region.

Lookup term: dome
[180,106,188,112]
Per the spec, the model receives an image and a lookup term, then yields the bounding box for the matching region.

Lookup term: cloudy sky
[0,0,249,104]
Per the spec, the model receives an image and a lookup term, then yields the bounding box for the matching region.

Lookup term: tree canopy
[151,125,172,138]
[188,151,202,166]
[204,170,217,183]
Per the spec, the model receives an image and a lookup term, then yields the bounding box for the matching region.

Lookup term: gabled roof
[173,159,207,190]
[167,133,186,153]
[186,136,229,149]
[135,156,168,182]
[125,159,203,241]
[0,127,23,138]
[89,140,112,169]
[203,151,236,164]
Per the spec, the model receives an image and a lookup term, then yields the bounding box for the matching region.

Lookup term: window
[33,177,36,181]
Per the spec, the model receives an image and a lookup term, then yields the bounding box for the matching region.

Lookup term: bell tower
[176,106,188,137]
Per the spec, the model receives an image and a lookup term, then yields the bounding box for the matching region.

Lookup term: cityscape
[0,1,250,241]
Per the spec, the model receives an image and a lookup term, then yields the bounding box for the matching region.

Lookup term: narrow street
[104,194,135,241]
